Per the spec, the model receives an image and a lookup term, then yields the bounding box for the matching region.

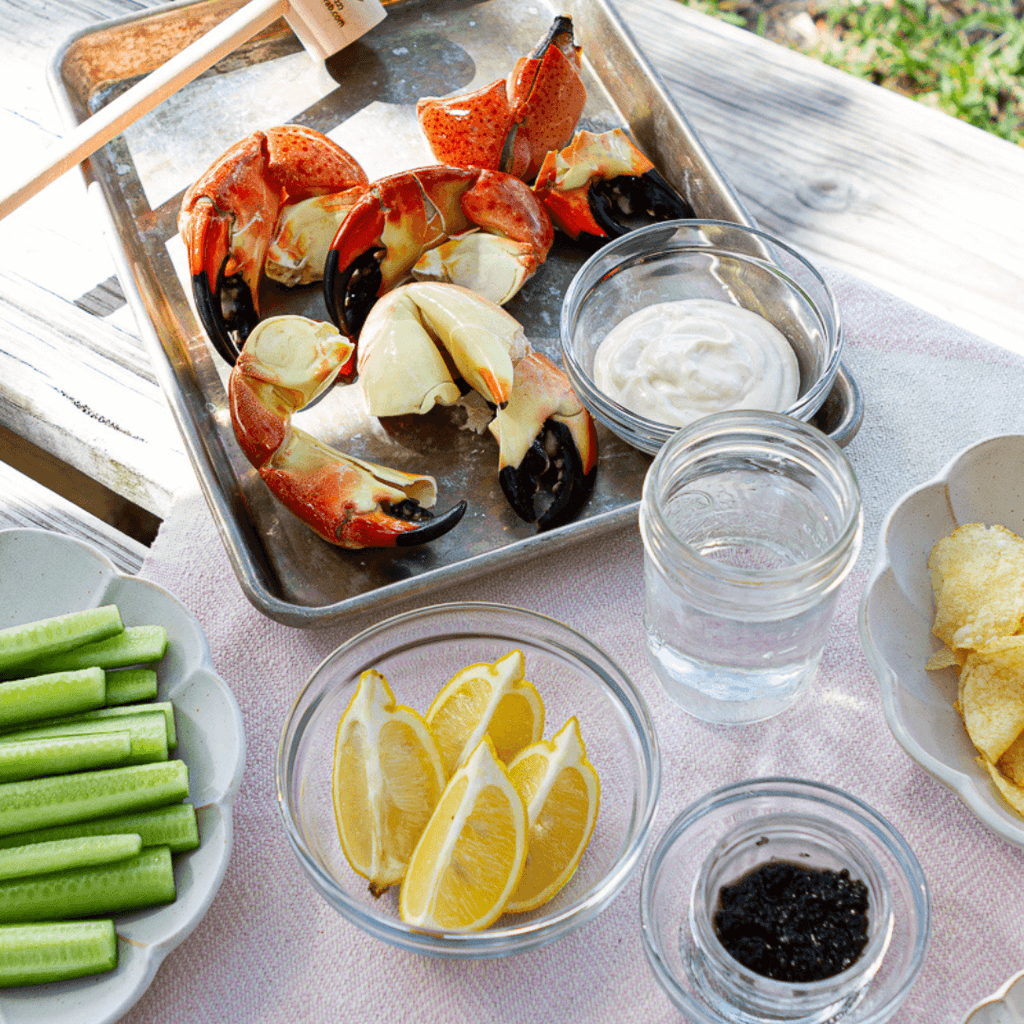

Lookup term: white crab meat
[411,229,540,306]
[358,282,529,417]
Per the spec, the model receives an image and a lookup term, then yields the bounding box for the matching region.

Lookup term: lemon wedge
[332,669,447,896]
[399,735,528,932]
[505,717,600,913]
[426,649,544,775]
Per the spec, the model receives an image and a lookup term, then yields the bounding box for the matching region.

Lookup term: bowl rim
[274,600,662,955]
[559,218,844,455]
[639,776,931,1024]
[858,431,1024,849]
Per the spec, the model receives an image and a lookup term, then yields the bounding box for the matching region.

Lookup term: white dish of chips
[859,433,1024,848]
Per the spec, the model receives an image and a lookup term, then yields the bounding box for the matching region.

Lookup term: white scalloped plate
[0,528,245,1024]
[963,968,1024,1024]
[858,434,1024,849]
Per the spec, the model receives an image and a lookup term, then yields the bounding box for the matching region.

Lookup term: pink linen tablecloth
[127,266,1024,1024]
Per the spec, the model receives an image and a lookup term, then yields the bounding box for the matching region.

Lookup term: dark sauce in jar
[712,860,870,983]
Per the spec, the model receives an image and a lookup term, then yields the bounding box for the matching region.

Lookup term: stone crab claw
[323,165,553,346]
[416,15,587,182]
[489,350,599,530]
[178,125,368,365]
[228,314,466,549]
[358,282,597,531]
[533,129,695,242]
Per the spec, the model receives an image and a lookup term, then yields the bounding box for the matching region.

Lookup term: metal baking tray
[50,0,862,626]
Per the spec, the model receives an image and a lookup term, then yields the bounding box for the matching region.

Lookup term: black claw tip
[532,15,575,59]
[191,268,256,366]
[588,168,695,240]
[324,245,385,339]
[499,421,595,531]
[393,500,468,547]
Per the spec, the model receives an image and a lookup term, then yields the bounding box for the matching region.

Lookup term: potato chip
[928,523,1024,651]
[925,647,960,671]
[981,759,1024,816]
[998,733,1024,787]
[959,637,1024,763]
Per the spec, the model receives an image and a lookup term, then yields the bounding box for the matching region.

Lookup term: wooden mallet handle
[0,0,386,221]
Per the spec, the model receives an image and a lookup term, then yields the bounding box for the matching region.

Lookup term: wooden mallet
[0,0,387,221]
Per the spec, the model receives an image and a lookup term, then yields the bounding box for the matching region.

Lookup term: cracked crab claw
[178,125,368,365]
[324,165,552,346]
[417,16,587,182]
[533,128,695,242]
[357,282,529,416]
[357,283,598,531]
[229,314,466,549]
[489,350,598,531]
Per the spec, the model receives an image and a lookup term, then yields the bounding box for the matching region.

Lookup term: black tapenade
[712,860,870,983]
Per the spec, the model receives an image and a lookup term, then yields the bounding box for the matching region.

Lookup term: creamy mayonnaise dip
[593,298,800,427]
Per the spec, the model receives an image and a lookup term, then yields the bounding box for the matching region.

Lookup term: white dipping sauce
[593,299,800,427]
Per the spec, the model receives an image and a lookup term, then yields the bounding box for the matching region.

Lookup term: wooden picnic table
[1,0,1023,571]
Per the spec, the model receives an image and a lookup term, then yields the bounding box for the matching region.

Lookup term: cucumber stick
[0,803,199,854]
[104,668,158,706]
[0,713,168,766]
[0,667,106,729]
[28,626,168,675]
[0,834,142,880]
[0,920,118,987]
[0,761,189,837]
[2,701,177,750]
[0,846,176,923]
[0,607,123,677]
[0,731,133,784]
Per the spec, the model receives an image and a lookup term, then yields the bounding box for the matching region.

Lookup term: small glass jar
[640,779,931,1024]
[639,410,862,724]
[689,813,893,1023]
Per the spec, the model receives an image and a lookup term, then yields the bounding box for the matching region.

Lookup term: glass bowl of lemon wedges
[276,601,660,957]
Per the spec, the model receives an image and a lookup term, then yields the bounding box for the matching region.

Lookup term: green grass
[683,0,1024,144]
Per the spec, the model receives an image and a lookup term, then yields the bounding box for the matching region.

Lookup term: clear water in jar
[644,469,841,724]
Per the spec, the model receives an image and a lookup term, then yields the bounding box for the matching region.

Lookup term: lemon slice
[426,649,544,775]
[399,735,528,932]
[332,669,446,896]
[505,717,600,913]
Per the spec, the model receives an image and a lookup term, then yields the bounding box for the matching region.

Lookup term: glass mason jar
[639,410,862,724]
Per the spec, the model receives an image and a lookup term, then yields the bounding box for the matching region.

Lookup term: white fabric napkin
[129,266,1024,1024]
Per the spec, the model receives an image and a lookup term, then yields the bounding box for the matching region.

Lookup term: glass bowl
[560,220,843,455]
[276,602,660,958]
[641,778,930,1024]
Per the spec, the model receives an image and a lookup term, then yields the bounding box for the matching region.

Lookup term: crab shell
[416,16,587,182]
[178,125,368,364]
[228,314,466,548]
[533,128,696,241]
[323,164,553,348]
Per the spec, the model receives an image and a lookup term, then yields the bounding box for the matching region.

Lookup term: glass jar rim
[689,808,896,1011]
[640,410,862,592]
[640,777,932,1024]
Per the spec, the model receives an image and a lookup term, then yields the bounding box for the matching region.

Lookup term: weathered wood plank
[619,0,1024,349]
[0,460,148,574]
[0,266,189,518]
